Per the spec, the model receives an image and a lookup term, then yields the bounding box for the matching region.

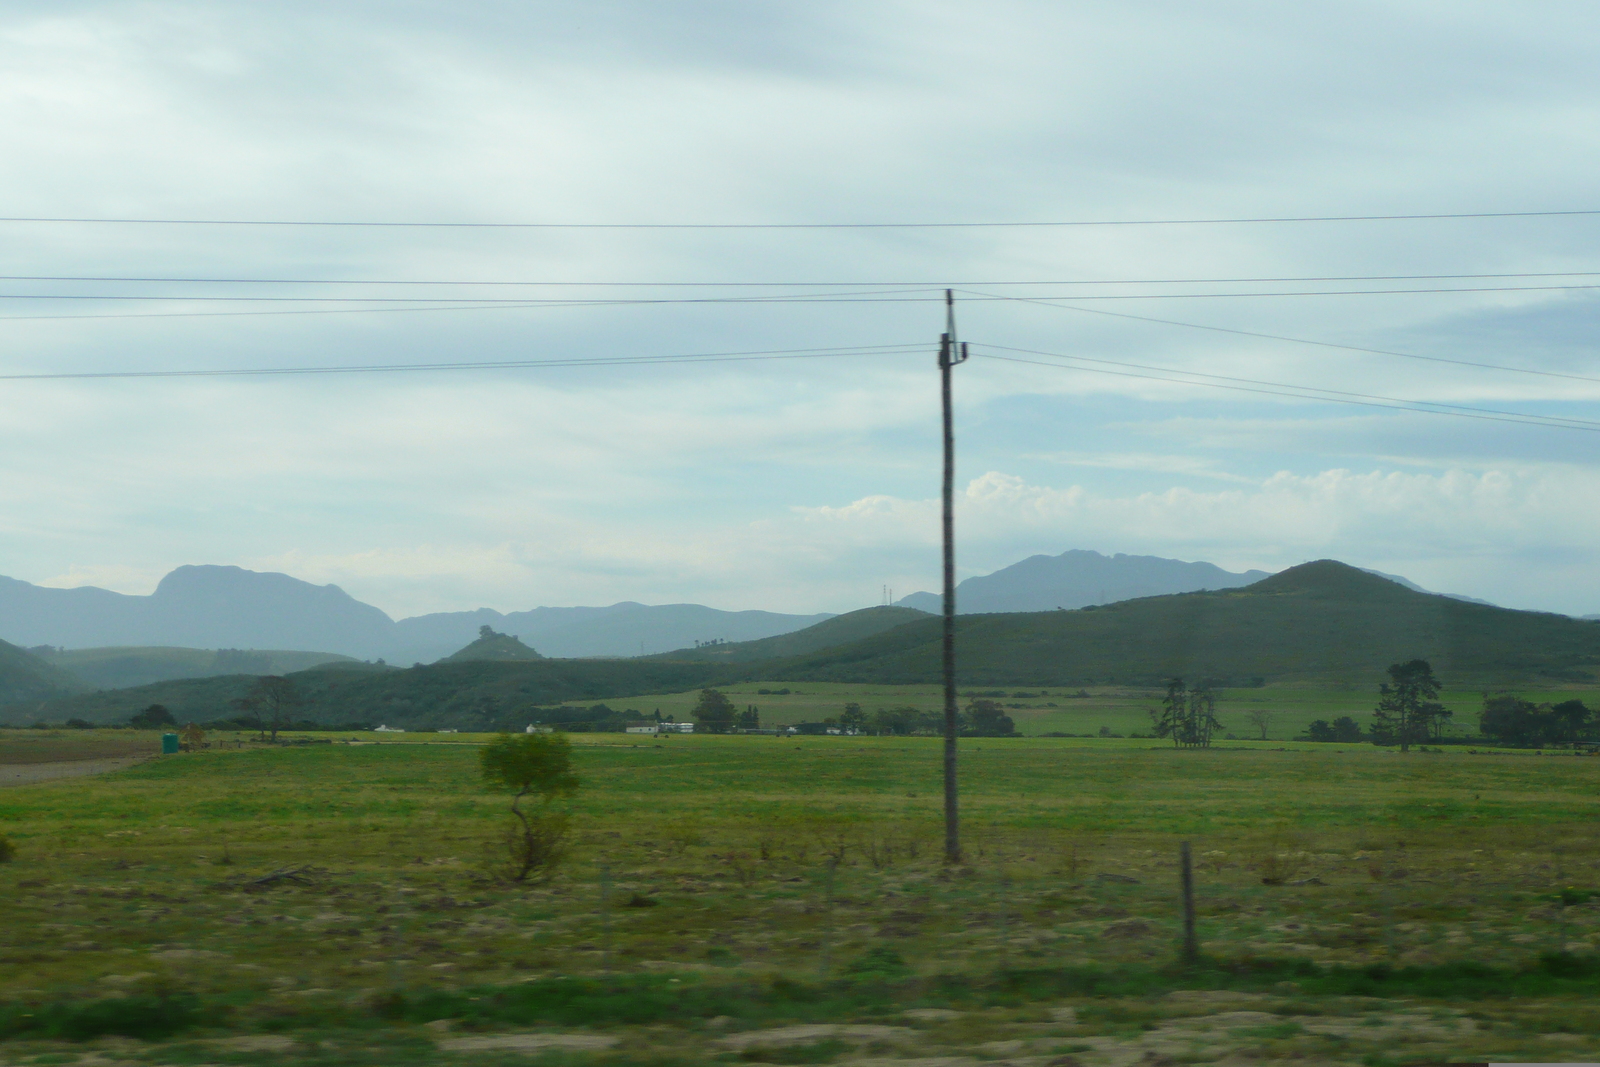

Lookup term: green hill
[440,626,545,663]
[650,606,931,662]
[6,658,726,729]
[745,560,1600,687]
[36,646,356,690]
[0,637,85,708]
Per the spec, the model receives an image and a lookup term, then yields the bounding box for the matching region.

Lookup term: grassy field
[548,679,1600,740]
[2,725,1600,1063]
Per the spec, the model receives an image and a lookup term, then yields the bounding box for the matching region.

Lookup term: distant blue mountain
[897,549,1271,614]
[0,566,832,663]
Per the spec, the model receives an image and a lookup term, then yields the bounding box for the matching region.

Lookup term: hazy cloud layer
[3,2,1600,618]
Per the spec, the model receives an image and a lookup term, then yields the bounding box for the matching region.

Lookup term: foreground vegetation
[2,729,1599,1062]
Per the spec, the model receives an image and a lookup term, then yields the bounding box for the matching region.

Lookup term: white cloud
[3,2,1600,619]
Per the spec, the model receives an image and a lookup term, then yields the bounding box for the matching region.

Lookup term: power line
[0,293,943,323]
[0,343,925,381]
[958,289,1600,387]
[0,289,940,305]
[7,270,1600,285]
[2,209,1598,228]
[975,343,1600,432]
[984,283,1600,300]
[4,283,1600,303]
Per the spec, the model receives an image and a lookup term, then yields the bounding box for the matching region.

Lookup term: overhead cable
[0,343,924,381]
[974,343,1600,433]
[957,289,1600,387]
[1,209,1598,228]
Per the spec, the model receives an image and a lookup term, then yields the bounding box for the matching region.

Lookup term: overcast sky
[4,1,1600,619]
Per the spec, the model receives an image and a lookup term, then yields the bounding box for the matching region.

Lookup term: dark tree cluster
[1305,716,1365,743]
[1479,694,1594,748]
[1153,678,1222,748]
[871,705,942,735]
[962,699,1017,737]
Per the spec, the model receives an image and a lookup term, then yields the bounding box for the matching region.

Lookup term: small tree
[1155,679,1187,746]
[692,688,738,734]
[129,704,176,730]
[480,732,579,882]
[1245,707,1275,740]
[245,676,303,741]
[963,699,1016,737]
[1372,659,1441,752]
[1186,683,1222,748]
[179,722,206,750]
[738,704,760,730]
[839,703,867,733]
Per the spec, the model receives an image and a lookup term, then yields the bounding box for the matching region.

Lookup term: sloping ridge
[0,638,86,706]
[649,606,932,662]
[751,560,1600,686]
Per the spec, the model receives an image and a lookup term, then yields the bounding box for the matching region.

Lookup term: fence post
[600,864,613,975]
[1180,841,1198,964]
[818,858,838,978]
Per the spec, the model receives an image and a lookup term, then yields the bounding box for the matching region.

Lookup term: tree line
[1299,658,1598,749]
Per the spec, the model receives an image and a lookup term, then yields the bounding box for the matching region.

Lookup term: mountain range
[0,550,1504,688]
[10,560,1597,729]
[0,566,832,663]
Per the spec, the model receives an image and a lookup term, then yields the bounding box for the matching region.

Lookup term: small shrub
[843,945,911,982]
[494,809,570,885]
[0,835,15,863]
[0,994,200,1041]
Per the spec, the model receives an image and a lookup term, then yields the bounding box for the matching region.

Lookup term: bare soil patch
[0,731,161,764]
[0,756,153,786]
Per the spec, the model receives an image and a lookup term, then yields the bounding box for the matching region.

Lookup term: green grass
[2,728,1599,1058]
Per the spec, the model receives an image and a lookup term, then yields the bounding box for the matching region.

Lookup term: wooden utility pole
[940,289,968,865]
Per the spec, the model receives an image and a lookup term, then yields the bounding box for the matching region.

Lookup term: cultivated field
[1,727,1598,1064]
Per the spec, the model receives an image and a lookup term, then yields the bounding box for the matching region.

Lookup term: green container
[161,733,180,755]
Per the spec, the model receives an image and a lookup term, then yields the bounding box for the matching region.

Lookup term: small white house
[658,722,695,733]
[525,724,555,734]
[625,723,659,734]
[374,725,406,733]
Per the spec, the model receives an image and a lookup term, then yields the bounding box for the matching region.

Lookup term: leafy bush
[0,994,200,1041]
[128,704,176,729]
[0,835,14,863]
[1306,716,1364,743]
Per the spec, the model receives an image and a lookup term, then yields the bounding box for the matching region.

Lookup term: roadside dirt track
[0,756,154,787]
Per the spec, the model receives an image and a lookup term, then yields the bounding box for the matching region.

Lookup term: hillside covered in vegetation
[754,561,1600,687]
[0,637,85,707]
[648,606,930,662]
